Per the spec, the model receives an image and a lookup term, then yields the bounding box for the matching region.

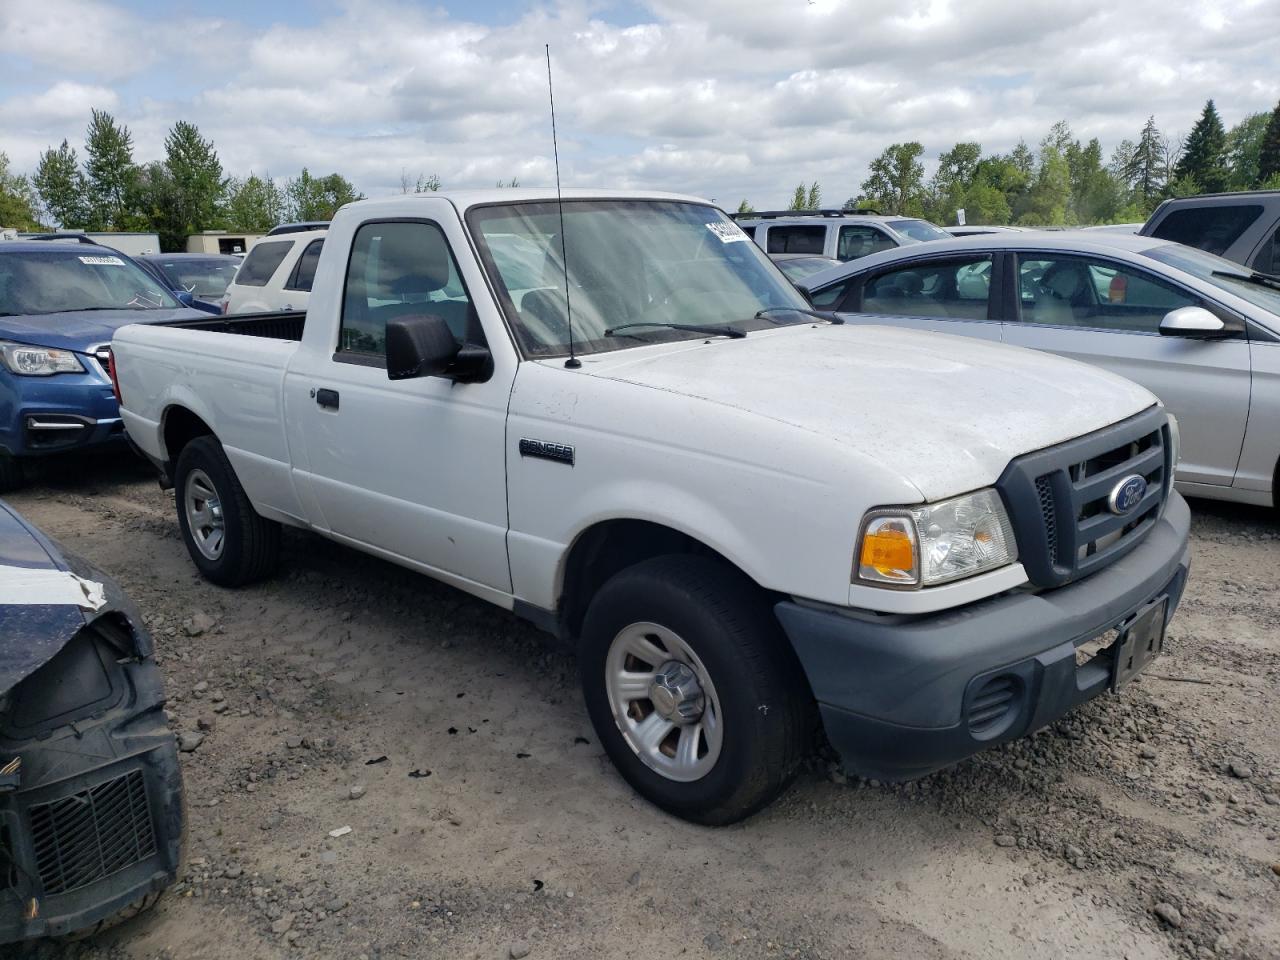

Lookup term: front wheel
[174,436,280,586]
[579,555,813,825]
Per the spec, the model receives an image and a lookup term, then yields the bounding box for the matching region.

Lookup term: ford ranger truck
[110,190,1191,825]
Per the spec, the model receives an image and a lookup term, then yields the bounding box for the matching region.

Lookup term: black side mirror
[386,314,460,380]
[386,313,492,382]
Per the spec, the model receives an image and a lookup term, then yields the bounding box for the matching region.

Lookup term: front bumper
[776,492,1192,781]
[0,608,184,943]
[0,368,124,459]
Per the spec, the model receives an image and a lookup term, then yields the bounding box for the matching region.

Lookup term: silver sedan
[799,232,1280,508]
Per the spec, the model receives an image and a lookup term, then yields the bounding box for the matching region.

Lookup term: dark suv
[1140,190,1280,273]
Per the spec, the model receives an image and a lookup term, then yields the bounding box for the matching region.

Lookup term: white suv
[734,210,949,263]
[222,229,326,314]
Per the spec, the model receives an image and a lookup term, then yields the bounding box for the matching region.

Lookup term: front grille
[997,407,1170,589]
[28,769,157,896]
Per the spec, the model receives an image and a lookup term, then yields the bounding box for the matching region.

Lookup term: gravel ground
[8,453,1280,960]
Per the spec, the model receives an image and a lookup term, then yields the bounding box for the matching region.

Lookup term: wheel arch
[161,404,216,469]
[556,518,777,643]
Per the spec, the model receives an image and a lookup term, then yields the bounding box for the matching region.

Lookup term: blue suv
[0,239,206,489]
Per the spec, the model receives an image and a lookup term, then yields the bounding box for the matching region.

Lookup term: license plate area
[1109,596,1167,690]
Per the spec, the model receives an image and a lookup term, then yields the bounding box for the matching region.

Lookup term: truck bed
[158,310,306,341]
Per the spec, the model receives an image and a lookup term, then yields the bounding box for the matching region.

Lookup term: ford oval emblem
[1108,474,1148,515]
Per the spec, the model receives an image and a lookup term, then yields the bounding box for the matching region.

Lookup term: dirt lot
[9,454,1280,960]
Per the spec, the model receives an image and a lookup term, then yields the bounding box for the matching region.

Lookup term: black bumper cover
[776,493,1192,781]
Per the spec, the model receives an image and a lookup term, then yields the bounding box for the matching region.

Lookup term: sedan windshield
[1143,243,1280,318]
[889,219,950,243]
[0,251,180,316]
[468,200,811,357]
[154,257,240,299]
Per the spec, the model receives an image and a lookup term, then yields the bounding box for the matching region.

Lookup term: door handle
[314,388,340,410]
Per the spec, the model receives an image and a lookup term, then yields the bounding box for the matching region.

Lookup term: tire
[174,435,280,586]
[579,555,813,825]
[0,451,25,493]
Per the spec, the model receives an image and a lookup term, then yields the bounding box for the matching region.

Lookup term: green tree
[928,142,981,222]
[161,120,225,247]
[860,142,925,215]
[495,177,521,188]
[1174,100,1228,193]
[84,108,138,230]
[34,140,88,228]
[735,199,754,215]
[789,183,807,210]
[1126,117,1166,211]
[1224,111,1271,189]
[805,181,821,210]
[1067,138,1120,224]
[0,153,42,230]
[224,173,287,231]
[1018,145,1072,226]
[285,169,364,221]
[1258,101,1280,185]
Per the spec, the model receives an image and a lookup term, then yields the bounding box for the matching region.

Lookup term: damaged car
[0,499,183,944]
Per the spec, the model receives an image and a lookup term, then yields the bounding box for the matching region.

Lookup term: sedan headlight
[856,488,1017,588]
[0,341,85,376]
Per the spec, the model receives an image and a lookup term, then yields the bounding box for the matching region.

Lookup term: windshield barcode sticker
[79,255,125,266]
[705,222,748,243]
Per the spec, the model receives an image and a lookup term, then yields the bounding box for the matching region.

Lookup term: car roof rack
[23,233,105,245]
[731,208,883,221]
[266,221,330,236]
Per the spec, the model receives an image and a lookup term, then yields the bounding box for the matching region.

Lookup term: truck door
[284,212,515,594]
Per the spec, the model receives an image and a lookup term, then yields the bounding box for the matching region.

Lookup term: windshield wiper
[1212,269,1280,292]
[603,321,746,339]
[755,306,843,324]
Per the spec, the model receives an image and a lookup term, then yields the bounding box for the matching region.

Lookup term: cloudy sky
[2,0,1278,210]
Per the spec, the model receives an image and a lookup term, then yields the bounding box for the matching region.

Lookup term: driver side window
[339,220,477,358]
[1017,255,1199,333]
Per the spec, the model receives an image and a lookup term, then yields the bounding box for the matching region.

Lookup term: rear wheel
[0,452,25,493]
[579,555,812,825]
[174,436,280,586]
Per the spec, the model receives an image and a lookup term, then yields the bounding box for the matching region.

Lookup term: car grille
[997,407,1171,589]
[27,769,157,896]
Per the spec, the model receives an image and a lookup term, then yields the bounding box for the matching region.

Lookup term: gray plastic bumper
[775,493,1192,780]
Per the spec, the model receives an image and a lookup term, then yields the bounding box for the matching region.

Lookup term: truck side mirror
[386,314,461,380]
[1158,306,1230,339]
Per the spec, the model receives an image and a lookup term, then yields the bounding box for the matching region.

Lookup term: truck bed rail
[158,311,306,341]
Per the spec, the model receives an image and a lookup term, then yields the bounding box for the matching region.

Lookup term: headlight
[0,341,85,376]
[855,488,1018,588]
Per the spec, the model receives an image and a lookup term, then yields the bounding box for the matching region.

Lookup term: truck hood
[578,323,1157,501]
[0,307,206,353]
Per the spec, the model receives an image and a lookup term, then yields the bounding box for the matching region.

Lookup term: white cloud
[1,0,1278,209]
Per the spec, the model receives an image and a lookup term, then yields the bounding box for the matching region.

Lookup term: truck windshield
[468,199,811,357]
[0,251,180,316]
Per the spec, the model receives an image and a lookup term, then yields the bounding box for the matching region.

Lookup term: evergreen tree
[84,108,137,230]
[735,199,754,215]
[34,140,88,228]
[789,183,807,210]
[1258,100,1280,185]
[1126,117,1166,210]
[1174,99,1228,193]
[805,181,821,210]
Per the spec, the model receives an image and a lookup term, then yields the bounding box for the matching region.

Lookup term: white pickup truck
[111,190,1191,824]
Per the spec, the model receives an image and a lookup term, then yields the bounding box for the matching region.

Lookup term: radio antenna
[546,44,580,369]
